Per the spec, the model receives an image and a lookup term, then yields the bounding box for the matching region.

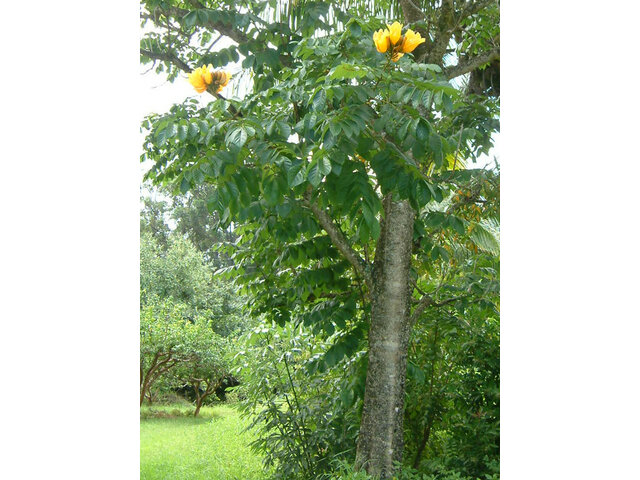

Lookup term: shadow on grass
[140,407,223,424]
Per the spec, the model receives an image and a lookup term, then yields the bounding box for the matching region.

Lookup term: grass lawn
[140,404,268,480]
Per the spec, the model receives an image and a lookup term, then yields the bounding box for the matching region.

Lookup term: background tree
[140,300,193,406]
[141,0,499,477]
[140,231,246,335]
[140,194,172,250]
[171,184,237,267]
[172,319,230,416]
[140,233,211,309]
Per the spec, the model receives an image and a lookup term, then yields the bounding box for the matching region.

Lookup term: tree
[140,300,193,406]
[172,319,230,416]
[140,194,172,250]
[140,233,213,310]
[171,184,237,267]
[140,1,499,477]
[141,231,247,335]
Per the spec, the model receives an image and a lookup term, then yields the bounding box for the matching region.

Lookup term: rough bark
[355,197,415,478]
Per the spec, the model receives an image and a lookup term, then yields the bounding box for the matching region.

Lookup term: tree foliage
[140,231,245,336]
[171,318,230,416]
[139,300,194,406]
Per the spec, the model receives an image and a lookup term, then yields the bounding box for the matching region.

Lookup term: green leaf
[226,127,248,148]
[362,203,380,240]
[469,222,500,255]
[188,122,200,138]
[348,20,362,37]
[284,158,305,187]
[276,121,291,138]
[276,202,292,218]
[197,120,209,135]
[166,123,178,139]
[358,218,370,243]
[323,129,336,150]
[263,176,279,206]
[154,128,167,146]
[265,120,275,137]
[425,212,445,228]
[340,387,354,407]
[442,93,453,113]
[229,47,240,63]
[431,246,449,262]
[183,10,198,28]
[311,88,326,112]
[328,341,347,366]
[448,216,466,235]
[177,124,188,141]
[416,181,432,206]
[395,84,409,103]
[196,9,210,25]
[429,133,444,166]
[314,150,332,175]
[416,120,430,142]
[307,162,322,187]
[330,63,367,80]
[180,177,190,194]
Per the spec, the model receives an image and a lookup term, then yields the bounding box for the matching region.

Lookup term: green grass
[140,403,268,480]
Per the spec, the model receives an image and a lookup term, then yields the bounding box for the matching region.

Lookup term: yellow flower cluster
[188,64,232,94]
[373,21,426,62]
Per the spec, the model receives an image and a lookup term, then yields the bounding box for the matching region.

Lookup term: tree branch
[399,0,427,23]
[459,0,497,21]
[140,48,192,73]
[303,187,372,292]
[444,47,499,79]
[146,5,250,45]
[399,0,431,59]
[410,293,472,323]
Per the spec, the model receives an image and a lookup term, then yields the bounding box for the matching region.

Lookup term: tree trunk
[140,374,151,406]
[355,198,415,479]
[412,411,435,469]
[192,380,205,417]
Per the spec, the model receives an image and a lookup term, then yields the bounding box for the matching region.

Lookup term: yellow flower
[188,66,231,94]
[387,21,403,46]
[210,71,232,92]
[391,52,404,62]
[188,64,214,93]
[188,67,207,93]
[373,29,391,53]
[219,71,231,88]
[202,64,213,84]
[401,29,426,53]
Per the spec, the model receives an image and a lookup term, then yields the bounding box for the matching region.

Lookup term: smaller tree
[140,300,192,406]
[174,320,230,417]
[140,194,171,250]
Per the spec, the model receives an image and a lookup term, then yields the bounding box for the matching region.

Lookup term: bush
[235,320,367,480]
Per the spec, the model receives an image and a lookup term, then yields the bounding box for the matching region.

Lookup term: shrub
[235,321,367,480]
